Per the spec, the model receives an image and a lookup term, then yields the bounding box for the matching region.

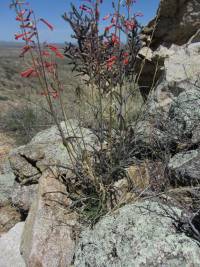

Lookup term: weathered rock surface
[136,41,200,149]
[0,222,25,267]
[141,0,200,49]
[9,120,97,184]
[74,201,200,267]
[0,205,21,234]
[0,132,15,174]
[20,170,79,267]
[168,149,200,186]
[168,89,200,138]
[12,182,38,212]
[0,172,15,206]
[139,41,200,104]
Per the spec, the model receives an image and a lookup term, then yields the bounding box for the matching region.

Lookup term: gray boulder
[74,201,200,267]
[0,205,21,234]
[168,149,200,185]
[20,170,79,267]
[12,182,38,212]
[136,42,200,147]
[148,43,200,116]
[168,89,200,138]
[0,222,25,267]
[9,120,97,185]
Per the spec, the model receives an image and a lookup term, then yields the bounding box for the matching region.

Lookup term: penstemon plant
[10,0,80,164]
[63,0,144,220]
[10,0,144,222]
[63,0,142,153]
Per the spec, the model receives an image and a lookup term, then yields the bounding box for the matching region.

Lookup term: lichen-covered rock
[134,120,170,148]
[20,170,79,267]
[0,222,25,267]
[137,42,200,147]
[0,205,21,234]
[9,120,97,184]
[168,150,200,185]
[167,89,200,140]
[0,172,15,206]
[148,43,200,115]
[74,201,200,267]
[12,182,38,212]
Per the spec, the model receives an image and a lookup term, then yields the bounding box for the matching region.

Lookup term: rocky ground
[1,0,200,266]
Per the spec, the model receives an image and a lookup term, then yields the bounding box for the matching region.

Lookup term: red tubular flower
[44,62,56,68]
[47,44,58,52]
[122,52,129,65]
[17,9,27,17]
[106,56,117,70]
[22,32,36,43]
[123,58,129,65]
[42,51,51,57]
[16,16,29,22]
[124,19,136,31]
[21,67,35,78]
[40,18,54,31]
[20,22,35,29]
[47,45,64,59]
[55,51,64,59]
[52,91,59,99]
[41,91,59,99]
[103,14,110,21]
[20,45,32,56]
[123,52,129,57]
[15,31,31,40]
[79,5,92,14]
[105,24,113,32]
[111,34,120,45]
[43,61,56,73]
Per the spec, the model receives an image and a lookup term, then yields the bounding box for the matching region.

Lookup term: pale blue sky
[0,0,159,43]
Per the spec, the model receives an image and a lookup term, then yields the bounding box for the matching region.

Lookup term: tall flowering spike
[40,18,54,31]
